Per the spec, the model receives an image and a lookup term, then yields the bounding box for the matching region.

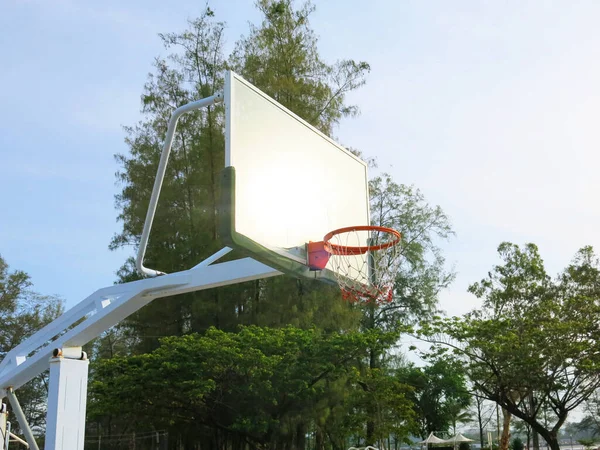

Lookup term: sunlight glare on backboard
[222,71,370,284]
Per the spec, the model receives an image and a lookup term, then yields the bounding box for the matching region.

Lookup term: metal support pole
[5,422,11,449]
[136,93,224,278]
[0,255,279,450]
[10,431,30,448]
[44,348,89,450]
[6,389,39,450]
[0,404,6,450]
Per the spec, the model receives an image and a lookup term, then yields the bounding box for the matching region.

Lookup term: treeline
[5,242,600,450]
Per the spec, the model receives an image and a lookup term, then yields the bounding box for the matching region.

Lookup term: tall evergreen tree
[366,173,454,332]
[110,9,230,353]
[110,1,370,353]
[230,0,369,136]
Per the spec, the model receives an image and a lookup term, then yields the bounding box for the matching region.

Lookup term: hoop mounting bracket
[307,241,329,270]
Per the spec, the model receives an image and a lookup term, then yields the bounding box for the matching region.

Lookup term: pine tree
[110,2,370,353]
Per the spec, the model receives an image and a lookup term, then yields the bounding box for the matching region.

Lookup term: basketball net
[324,227,401,304]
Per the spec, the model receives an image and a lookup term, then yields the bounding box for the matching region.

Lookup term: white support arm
[6,389,39,450]
[136,93,224,278]
[0,253,280,396]
[10,432,29,448]
[0,288,124,375]
[0,407,6,450]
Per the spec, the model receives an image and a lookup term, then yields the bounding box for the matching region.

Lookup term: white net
[325,227,401,304]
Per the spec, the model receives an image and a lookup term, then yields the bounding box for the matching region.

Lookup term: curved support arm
[136,92,224,277]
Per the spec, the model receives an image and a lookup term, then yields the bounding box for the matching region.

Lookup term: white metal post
[44,349,89,450]
[6,389,38,450]
[5,422,10,450]
[0,404,6,450]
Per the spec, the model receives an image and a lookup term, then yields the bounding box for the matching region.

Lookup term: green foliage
[396,358,470,438]
[578,438,597,450]
[365,174,454,331]
[336,366,416,447]
[88,325,407,448]
[511,437,524,450]
[0,255,63,344]
[0,254,64,433]
[573,390,600,437]
[230,0,370,135]
[460,442,472,450]
[419,243,600,450]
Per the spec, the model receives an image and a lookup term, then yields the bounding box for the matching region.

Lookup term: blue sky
[3,0,600,319]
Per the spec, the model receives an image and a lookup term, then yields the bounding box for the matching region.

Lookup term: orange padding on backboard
[307,241,330,270]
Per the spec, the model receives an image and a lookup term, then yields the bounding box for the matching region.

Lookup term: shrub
[511,437,524,450]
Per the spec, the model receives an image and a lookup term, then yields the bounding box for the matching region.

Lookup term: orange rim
[323,225,401,256]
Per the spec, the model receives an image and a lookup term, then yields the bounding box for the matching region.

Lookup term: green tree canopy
[88,325,404,449]
[419,243,600,450]
[230,0,369,136]
[397,358,470,439]
[367,173,454,331]
[359,173,454,443]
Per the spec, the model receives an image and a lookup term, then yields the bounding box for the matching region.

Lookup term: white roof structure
[419,433,475,445]
[452,434,475,443]
[420,433,448,444]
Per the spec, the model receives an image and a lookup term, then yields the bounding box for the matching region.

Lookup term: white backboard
[222,71,370,283]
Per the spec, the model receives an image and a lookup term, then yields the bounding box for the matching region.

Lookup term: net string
[326,228,400,304]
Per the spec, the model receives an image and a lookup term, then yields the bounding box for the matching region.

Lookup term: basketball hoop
[308,226,401,304]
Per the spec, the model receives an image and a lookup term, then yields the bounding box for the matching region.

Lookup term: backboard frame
[219,71,371,286]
